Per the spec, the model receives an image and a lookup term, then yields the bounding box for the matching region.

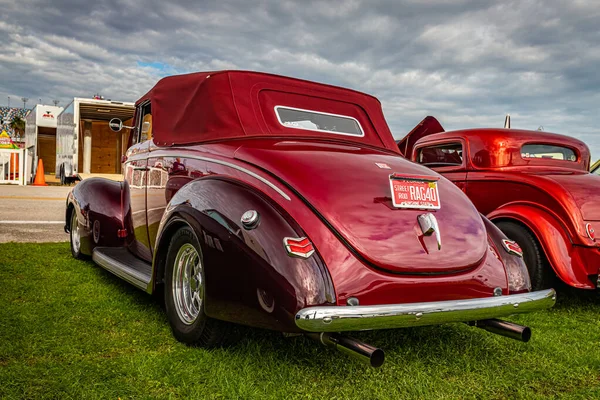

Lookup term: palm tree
[10,116,25,138]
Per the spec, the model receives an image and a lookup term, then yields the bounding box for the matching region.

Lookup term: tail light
[283,237,315,258]
[502,239,523,257]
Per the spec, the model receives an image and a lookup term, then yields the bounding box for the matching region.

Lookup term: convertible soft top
[137,70,399,152]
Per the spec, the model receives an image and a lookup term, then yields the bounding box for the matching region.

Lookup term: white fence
[0,148,25,185]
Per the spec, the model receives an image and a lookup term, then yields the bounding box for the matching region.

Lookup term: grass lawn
[1,242,599,399]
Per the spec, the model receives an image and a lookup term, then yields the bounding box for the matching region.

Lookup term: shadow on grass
[80,255,599,372]
[551,280,600,309]
[83,259,166,314]
[86,258,504,369]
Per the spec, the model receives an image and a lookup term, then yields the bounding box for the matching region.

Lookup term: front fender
[66,177,128,255]
[153,177,336,332]
[488,204,594,289]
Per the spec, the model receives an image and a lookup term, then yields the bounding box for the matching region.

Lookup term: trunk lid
[396,116,445,157]
[235,140,487,274]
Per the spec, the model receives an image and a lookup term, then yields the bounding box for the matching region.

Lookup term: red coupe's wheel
[496,221,555,290]
[164,226,229,347]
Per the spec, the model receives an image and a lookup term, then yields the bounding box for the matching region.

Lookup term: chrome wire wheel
[70,212,80,253]
[172,243,203,325]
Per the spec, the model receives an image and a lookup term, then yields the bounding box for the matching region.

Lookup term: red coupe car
[401,116,600,291]
[65,72,555,367]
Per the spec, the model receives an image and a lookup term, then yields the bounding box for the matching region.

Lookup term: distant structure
[21,97,29,109]
[0,107,29,139]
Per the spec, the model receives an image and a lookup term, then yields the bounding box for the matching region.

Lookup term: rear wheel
[164,226,229,347]
[69,210,86,260]
[496,221,555,290]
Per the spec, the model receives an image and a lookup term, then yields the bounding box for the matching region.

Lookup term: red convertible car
[401,116,600,291]
[65,72,555,367]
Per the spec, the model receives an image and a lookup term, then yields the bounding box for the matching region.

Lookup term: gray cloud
[1,0,599,158]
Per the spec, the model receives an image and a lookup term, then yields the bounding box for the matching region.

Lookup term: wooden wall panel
[90,121,120,174]
[76,118,134,175]
[38,135,56,174]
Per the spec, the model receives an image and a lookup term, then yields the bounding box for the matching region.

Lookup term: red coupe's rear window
[417,143,463,167]
[521,144,577,162]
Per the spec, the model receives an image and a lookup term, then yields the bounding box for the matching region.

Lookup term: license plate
[389,174,441,210]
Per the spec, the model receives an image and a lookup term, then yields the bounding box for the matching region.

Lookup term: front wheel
[69,210,86,260]
[496,221,555,290]
[164,226,229,347]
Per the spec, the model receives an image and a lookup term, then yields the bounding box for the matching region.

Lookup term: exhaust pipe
[472,319,531,342]
[307,332,385,368]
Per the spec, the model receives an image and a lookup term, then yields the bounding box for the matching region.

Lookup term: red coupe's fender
[488,204,595,289]
[152,177,336,332]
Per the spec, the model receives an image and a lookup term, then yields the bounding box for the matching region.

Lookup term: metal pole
[20,148,25,185]
[83,121,92,174]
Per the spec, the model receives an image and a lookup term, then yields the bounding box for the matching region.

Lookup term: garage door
[38,134,56,174]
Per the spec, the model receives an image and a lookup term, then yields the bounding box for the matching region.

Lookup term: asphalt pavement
[0,185,72,243]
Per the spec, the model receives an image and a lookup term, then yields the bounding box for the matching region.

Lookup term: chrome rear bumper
[295,289,556,332]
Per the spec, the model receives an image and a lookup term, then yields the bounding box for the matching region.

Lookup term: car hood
[234,140,488,274]
[543,172,600,221]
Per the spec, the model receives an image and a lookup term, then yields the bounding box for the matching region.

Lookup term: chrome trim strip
[149,150,291,201]
[92,250,151,291]
[295,289,556,332]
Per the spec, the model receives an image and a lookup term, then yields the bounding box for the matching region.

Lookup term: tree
[10,116,25,137]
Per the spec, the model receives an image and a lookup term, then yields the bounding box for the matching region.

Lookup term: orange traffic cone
[32,159,48,186]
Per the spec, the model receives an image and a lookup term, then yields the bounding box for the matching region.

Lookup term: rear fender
[480,215,531,293]
[66,177,129,255]
[152,177,336,332]
[488,204,594,289]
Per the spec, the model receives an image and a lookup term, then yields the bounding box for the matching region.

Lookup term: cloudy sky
[1,0,599,158]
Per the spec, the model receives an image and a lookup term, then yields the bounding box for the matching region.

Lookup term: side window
[139,103,152,142]
[417,143,464,167]
[129,114,139,146]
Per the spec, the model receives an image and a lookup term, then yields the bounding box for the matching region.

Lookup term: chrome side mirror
[109,118,123,132]
[109,118,135,133]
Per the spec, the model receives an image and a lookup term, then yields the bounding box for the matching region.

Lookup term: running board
[92,247,152,291]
